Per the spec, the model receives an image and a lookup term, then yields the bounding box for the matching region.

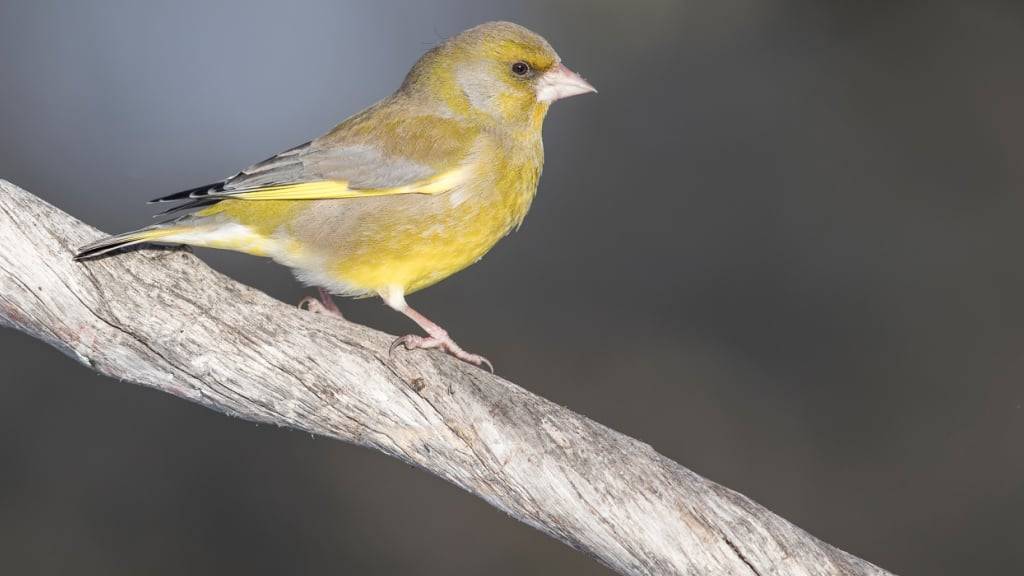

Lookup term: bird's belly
[326,206,512,295]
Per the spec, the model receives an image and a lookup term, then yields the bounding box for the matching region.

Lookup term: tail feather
[74,226,188,260]
[75,219,274,261]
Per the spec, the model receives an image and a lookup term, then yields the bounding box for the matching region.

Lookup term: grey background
[1,1,1022,574]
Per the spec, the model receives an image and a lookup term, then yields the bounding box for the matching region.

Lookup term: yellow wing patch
[218,167,468,201]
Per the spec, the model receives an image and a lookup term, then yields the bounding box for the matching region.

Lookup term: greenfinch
[75,21,595,370]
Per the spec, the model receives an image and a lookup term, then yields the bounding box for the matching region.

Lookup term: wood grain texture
[0,179,894,576]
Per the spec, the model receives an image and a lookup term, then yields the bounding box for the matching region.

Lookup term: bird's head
[400,21,596,133]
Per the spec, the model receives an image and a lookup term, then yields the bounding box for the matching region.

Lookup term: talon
[390,335,412,357]
[478,357,495,373]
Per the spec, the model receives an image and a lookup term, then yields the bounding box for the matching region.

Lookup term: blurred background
[1,0,1022,574]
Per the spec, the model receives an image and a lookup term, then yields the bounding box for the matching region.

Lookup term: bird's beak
[536,63,597,103]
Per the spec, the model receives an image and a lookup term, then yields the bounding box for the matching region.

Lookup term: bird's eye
[511,61,531,77]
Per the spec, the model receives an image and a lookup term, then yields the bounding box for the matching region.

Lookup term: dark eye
[511,61,531,77]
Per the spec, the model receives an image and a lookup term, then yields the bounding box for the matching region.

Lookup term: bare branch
[0,179,894,576]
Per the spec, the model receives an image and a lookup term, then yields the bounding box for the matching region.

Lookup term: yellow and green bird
[75,21,595,370]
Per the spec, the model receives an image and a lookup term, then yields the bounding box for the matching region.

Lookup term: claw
[477,357,495,373]
[389,332,417,354]
[389,336,402,357]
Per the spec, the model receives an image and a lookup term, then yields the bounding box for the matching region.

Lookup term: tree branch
[0,179,894,576]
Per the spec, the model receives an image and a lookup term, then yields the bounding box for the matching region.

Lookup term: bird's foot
[298,287,344,319]
[390,333,494,372]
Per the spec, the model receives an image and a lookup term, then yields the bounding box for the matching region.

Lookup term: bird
[74,21,596,371]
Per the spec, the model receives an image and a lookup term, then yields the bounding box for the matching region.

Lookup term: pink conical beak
[536,63,597,103]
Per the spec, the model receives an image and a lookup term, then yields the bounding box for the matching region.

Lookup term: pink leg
[298,287,344,319]
[386,298,493,372]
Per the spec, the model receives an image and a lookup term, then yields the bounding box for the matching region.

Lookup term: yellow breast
[327,143,542,296]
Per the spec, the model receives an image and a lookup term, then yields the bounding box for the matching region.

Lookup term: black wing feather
[149,182,225,204]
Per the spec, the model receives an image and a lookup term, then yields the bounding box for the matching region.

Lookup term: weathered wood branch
[0,179,893,576]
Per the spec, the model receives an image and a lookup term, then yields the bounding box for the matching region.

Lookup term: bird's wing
[152,110,477,204]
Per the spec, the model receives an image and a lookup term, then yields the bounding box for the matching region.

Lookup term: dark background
[2,1,1022,574]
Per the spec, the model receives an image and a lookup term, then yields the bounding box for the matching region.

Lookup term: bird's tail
[75,214,276,261]
[74,224,195,260]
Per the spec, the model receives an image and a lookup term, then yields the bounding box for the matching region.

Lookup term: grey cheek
[455,66,499,114]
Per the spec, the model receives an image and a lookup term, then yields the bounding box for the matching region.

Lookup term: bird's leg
[383,291,493,372]
[298,287,344,319]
